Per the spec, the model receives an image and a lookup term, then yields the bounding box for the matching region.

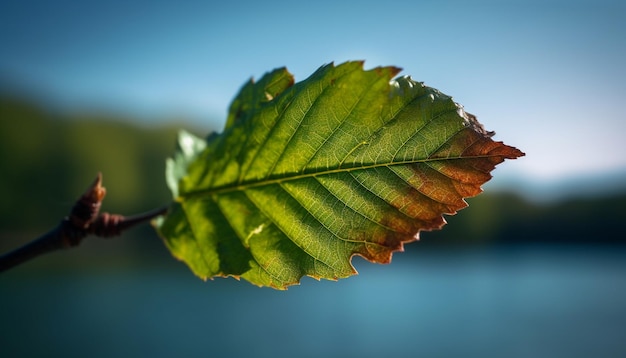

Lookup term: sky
[1,0,625,197]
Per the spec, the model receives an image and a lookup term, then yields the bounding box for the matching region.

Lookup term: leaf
[164,130,207,198]
[155,61,524,289]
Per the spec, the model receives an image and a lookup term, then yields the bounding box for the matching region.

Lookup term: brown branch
[0,173,169,273]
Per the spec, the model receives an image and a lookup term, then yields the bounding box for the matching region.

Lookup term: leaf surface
[155,61,524,289]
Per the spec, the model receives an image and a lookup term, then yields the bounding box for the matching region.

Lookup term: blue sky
[1,0,625,196]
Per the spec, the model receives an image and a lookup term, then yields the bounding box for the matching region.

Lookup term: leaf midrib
[179,154,498,200]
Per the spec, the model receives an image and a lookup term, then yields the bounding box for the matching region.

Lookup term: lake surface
[2,245,625,358]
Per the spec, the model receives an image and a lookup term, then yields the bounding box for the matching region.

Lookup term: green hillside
[0,93,211,269]
[420,191,626,247]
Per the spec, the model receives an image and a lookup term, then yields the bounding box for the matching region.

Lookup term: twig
[0,173,169,273]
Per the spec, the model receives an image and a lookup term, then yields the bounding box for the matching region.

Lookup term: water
[2,246,625,358]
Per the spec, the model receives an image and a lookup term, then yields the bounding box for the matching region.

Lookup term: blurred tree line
[420,191,626,247]
[0,93,209,270]
[1,92,624,271]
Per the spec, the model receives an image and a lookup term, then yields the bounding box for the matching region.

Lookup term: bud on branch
[0,173,168,272]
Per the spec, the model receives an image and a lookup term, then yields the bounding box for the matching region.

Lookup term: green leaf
[155,61,524,289]
[164,130,207,198]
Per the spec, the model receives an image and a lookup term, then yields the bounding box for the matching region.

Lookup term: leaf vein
[263,66,361,178]
[347,170,418,222]
[303,70,383,169]
[213,194,286,284]
[315,175,406,236]
[277,180,394,266]
[390,107,457,162]
[245,186,338,272]
[182,197,220,275]
[239,92,297,184]
[387,165,453,207]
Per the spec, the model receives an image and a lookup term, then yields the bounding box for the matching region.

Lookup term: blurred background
[1,0,625,357]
